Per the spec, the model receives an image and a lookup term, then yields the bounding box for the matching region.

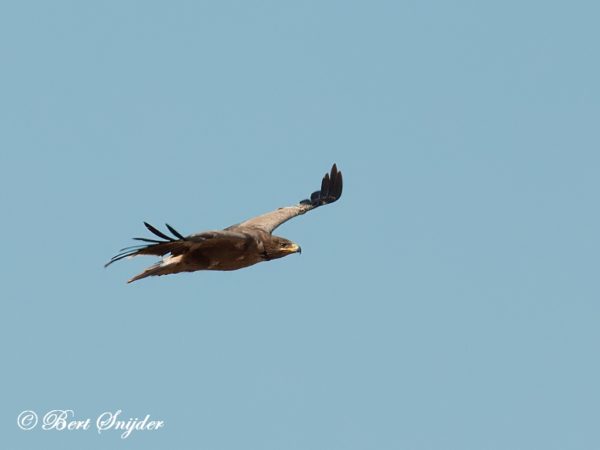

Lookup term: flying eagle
[105,164,343,283]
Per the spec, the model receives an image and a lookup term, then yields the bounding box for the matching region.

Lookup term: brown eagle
[105,164,343,283]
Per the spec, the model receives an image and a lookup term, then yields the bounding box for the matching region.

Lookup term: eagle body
[106,164,342,283]
[129,230,298,283]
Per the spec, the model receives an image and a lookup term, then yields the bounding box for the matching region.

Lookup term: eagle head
[263,236,302,260]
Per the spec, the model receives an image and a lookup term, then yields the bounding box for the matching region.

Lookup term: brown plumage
[105,164,343,283]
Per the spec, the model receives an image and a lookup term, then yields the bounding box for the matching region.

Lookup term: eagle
[105,164,343,283]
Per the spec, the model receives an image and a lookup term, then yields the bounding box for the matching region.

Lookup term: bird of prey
[105,164,343,283]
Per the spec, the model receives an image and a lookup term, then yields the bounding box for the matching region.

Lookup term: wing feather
[165,223,186,240]
[227,164,342,234]
[105,222,189,267]
[144,222,175,241]
[105,223,250,268]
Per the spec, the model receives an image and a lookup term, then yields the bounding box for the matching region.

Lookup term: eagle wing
[104,222,248,267]
[227,163,343,234]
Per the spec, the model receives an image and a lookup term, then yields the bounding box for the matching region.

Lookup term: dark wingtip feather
[133,237,164,244]
[106,221,186,270]
[165,223,186,240]
[104,251,134,268]
[315,163,343,206]
[334,170,343,198]
[330,164,338,185]
[329,164,342,200]
[320,173,330,200]
[298,164,343,207]
[144,222,174,241]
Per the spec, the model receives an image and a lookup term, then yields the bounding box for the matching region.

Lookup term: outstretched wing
[105,222,254,267]
[227,163,343,234]
[104,222,196,267]
[105,221,255,268]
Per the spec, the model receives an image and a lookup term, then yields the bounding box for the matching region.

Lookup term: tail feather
[127,256,187,283]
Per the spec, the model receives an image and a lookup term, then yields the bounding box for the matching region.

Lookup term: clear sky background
[1,1,599,449]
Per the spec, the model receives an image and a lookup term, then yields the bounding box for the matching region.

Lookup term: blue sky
[2,1,599,449]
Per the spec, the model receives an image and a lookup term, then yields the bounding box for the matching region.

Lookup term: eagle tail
[127,254,191,283]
